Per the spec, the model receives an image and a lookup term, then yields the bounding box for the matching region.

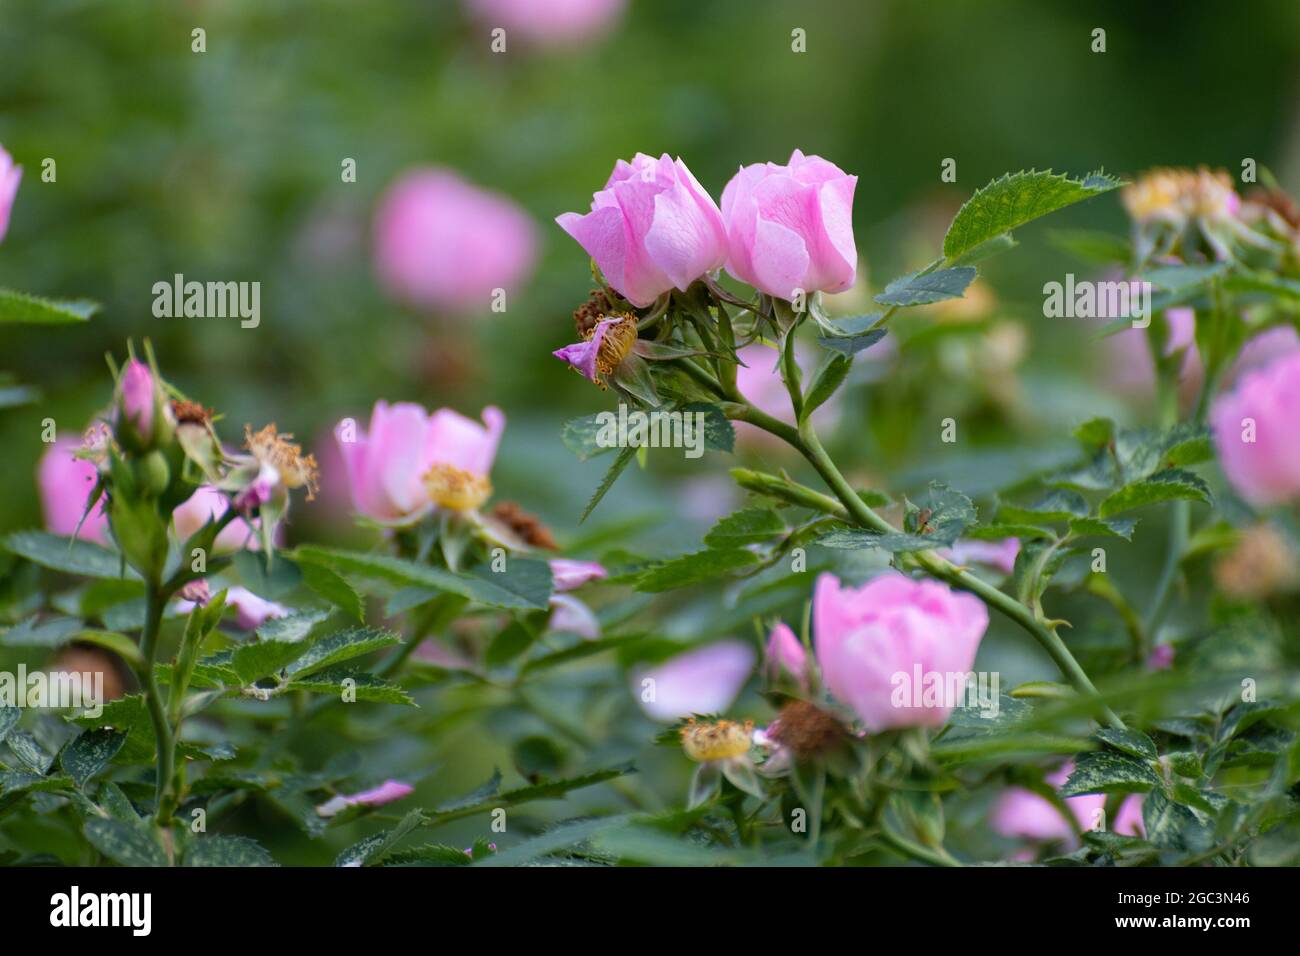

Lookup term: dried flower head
[244,424,319,500]
[680,717,754,762]
[423,462,492,511]
[491,501,558,550]
[172,399,213,426]
[1122,167,1239,226]
[574,288,616,338]
[767,700,847,759]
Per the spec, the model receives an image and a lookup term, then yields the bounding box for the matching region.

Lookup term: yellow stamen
[680,718,753,762]
[423,462,492,511]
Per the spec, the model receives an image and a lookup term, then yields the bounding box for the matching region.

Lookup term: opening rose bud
[115,359,172,451]
[556,153,728,308]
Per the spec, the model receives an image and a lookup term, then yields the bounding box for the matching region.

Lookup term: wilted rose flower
[552,313,637,385]
[315,779,414,818]
[37,437,108,544]
[172,486,262,552]
[938,538,1020,576]
[0,144,21,243]
[633,640,755,722]
[374,168,537,314]
[814,572,988,732]
[557,153,728,307]
[764,621,808,686]
[336,402,505,522]
[720,149,857,301]
[463,0,625,46]
[1210,350,1300,506]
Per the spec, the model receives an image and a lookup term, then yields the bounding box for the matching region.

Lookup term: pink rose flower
[1227,325,1300,384]
[547,593,600,640]
[814,572,988,732]
[549,558,607,592]
[463,0,625,46]
[172,486,262,552]
[335,402,505,523]
[374,168,537,314]
[721,149,857,301]
[37,437,108,544]
[938,538,1021,576]
[315,779,414,818]
[0,144,21,243]
[764,621,808,685]
[176,585,288,630]
[557,153,728,307]
[633,640,756,722]
[1211,350,1300,506]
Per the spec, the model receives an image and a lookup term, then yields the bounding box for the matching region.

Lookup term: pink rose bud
[557,153,728,307]
[814,572,988,732]
[764,621,808,686]
[0,144,21,243]
[463,0,625,47]
[374,168,537,314]
[721,149,857,302]
[178,579,212,606]
[172,486,262,552]
[37,437,108,544]
[315,779,414,818]
[549,559,608,592]
[1211,350,1300,506]
[632,640,755,722]
[117,359,156,444]
[336,402,505,522]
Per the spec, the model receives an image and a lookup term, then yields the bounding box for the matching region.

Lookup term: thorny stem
[728,402,1126,730]
[138,583,177,824]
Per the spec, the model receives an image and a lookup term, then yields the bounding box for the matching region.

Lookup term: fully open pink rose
[464,0,624,46]
[0,144,21,243]
[37,438,108,544]
[721,150,857,301]
[335,402,505,523]
[814,572,988,732]
[557,153,728,307]
[633,640,756,722]
[1211,350,1300,506]
[374,168,537,314]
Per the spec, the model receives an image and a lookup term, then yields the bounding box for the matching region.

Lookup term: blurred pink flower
[814,572,988,732]
[1146,643,1175,671]
[733,342,840,444]
[633,640,756,722]
[992,762,1144,845]
[1227,324,1300,384]
[721,150,857,301]
[177,585,287,631]
[374,168,537,314]
[335,402,505,523]
[548,593,600,640]
[172,486,262,552]
[764,621,808,686]
[1101,306,1203,405]
[549,558,607,592]
[938,538,1020,575]
[0,144,21,243]
[315,779,414,818]
[464,0,625,46]
[557,153,728,307]
[37,437,108,544]
[1211,350,1300,506]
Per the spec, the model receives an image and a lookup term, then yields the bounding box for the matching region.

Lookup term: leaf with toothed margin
[874,267,976,307]
[1059,750,1160,797]
[1068,516,1138,541]
[1098,469,1213,517]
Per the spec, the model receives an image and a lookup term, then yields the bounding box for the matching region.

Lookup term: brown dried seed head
[574,289,616,337]
[491,501,558,551]
[768,700,846,759]
[172,399,212,425]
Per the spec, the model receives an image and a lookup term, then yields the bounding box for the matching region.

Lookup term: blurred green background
[3,0,1300,861]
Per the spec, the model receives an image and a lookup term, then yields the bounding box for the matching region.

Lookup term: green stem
[877,823,963,867]
[137,584,176,823]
